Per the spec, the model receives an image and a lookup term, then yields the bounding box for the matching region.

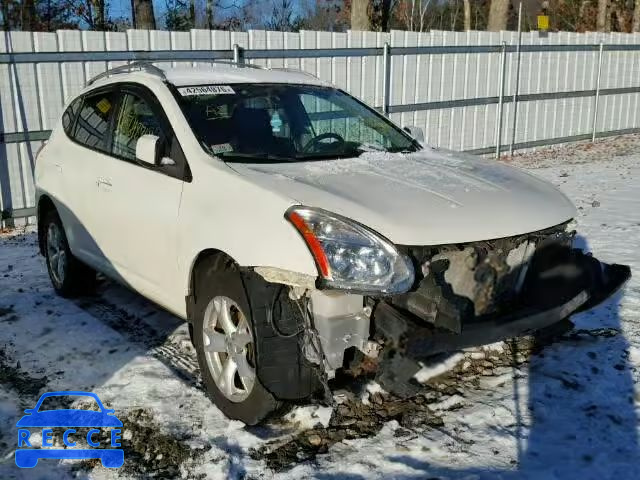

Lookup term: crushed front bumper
[372,253,630,394]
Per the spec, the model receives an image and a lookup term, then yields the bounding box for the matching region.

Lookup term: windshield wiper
[218,152,296,163]
[293,150,363,161]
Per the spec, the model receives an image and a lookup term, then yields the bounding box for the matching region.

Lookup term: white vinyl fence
[1,28,640,223]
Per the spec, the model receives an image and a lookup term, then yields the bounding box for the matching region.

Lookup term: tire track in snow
[74,296,203,389]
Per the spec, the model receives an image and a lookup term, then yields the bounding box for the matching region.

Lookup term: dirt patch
[0,344,48,398]
[251,333,551,471]
[252,391,446,471]
[73,408,210,478]
[96,408,210,479]
[509,133,640,168]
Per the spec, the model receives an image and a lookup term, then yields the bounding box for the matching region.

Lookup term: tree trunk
[133,0,156,29]
[463,0,472,30]
[487,0,509,31]
[21,0,35,30]
[351,0,371,31]
[612,0,628,32]
[597,0,608,31]
[190,0,196,27]
[93,0,106,30]
[206,0,214,28]
[633,0,640,31]
[380,0,393,31]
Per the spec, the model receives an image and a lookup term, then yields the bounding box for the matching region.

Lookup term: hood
[230,148,577,246]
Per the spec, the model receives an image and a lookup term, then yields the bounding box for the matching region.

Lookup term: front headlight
[286,206,415,294]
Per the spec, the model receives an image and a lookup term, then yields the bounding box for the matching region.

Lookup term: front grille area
[392,223,572,334]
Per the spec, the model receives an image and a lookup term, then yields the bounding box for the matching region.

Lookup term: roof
[163,64,329,87]
[89,62,330,89]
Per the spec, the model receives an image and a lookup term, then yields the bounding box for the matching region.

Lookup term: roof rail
[268,67,319,79]
[87,59,268,86]
[87,61,166,85]
[210,59,265,70]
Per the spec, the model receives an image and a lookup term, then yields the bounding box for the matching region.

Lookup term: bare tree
[487,0,509,31]
[264,0,299,31]
[597,0,608,30]
[65,0,108,29]
[463,0,471,29]
[300,0,350,31]
[397,0,431,32]
[132,0,156,28]
[351,0,371,30]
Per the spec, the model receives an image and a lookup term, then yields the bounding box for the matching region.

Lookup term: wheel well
[186,249,237,321]
[37,195,56,256]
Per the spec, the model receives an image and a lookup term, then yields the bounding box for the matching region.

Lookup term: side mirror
[403,125,425,143]
[136,134,160,166]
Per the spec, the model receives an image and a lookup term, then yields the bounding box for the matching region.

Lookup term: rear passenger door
[95,84,188,313]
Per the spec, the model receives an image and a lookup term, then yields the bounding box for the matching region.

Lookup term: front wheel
[192,268,279,425]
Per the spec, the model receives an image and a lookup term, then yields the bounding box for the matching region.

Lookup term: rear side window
[61,97,82,135]
[71,91,116,153]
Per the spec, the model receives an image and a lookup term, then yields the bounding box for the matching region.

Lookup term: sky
[108,0,309,28]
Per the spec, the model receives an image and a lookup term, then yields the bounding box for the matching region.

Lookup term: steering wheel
[302,132,345,153]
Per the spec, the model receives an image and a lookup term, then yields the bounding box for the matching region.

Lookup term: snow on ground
[1,136,639,479]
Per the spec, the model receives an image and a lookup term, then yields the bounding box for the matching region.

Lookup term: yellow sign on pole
[537,15,549,31]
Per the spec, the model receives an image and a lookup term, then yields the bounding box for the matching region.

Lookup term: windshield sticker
[210,143,233,154]
[178,85,235,96]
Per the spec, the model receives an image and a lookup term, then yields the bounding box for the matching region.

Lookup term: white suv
[35,62,630,424]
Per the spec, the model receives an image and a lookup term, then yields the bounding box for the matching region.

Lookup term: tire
[192,266,279,425]
[42,209,96,298]
[192,259,320,424]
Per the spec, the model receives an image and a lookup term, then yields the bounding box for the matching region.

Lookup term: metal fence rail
[2,28,640,223]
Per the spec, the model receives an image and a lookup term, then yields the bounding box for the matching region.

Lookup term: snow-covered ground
[1,136,639,479]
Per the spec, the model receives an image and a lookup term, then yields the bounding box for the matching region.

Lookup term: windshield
[176,83,420,162]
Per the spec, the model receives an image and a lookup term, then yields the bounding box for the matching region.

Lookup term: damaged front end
[257,222,630,400]
[369,223,630,394]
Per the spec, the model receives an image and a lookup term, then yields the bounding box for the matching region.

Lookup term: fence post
[382,42,391,116]
[233,44,244,66]
[509,2,523,156]
[495,41,507,159]
[591,41,604,142]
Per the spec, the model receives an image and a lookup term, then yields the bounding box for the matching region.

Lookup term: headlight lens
[286,206,415,294]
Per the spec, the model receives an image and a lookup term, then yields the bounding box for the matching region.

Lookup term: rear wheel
[43,210,95,297]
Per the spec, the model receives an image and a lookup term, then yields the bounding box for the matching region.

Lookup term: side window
[62,96,82,135]
[112,93,164,162]
[72,91,116,153]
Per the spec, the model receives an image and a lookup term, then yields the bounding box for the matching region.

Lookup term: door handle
[97,178,112,187]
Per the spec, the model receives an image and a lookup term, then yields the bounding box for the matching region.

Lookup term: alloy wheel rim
[46,223,66,287]
[202,296,256,402]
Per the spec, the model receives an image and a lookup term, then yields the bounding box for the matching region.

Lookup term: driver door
[95,85,187,313]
